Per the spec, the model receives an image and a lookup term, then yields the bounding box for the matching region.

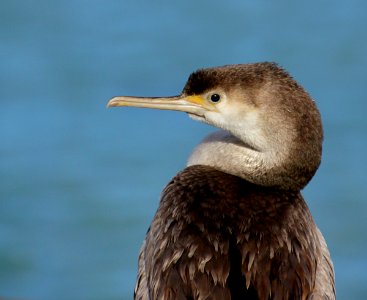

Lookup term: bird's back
[134,165,334,300]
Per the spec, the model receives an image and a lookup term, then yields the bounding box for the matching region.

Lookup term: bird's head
[108,62,323,190]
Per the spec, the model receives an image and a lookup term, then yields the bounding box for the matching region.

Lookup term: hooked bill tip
[106,97,120,108]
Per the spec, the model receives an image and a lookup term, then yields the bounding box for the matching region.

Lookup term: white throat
[187,130,289,187]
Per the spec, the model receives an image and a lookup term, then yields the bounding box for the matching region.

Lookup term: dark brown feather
[135,165,325,300]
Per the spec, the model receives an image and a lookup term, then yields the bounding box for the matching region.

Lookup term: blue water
[1,1,366,299]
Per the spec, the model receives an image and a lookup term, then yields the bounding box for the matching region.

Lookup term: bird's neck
[187,130,294,189]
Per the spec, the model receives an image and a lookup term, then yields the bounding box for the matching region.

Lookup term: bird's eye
[210,94,221,103]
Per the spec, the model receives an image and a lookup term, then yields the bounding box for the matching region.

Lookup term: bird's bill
[107,95,216,116]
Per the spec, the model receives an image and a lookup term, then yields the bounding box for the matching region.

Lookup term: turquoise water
[1,1,366,299]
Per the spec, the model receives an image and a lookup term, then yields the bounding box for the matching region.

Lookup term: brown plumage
[108,62,335,299]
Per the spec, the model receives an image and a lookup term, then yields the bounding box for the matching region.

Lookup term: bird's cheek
[207,112,229,129]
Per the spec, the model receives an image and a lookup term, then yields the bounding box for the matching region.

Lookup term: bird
[107,62,335,300]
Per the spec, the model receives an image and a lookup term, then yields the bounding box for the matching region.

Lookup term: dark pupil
[210,94,220,102]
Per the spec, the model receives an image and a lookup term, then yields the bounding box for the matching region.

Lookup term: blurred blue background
[0,0,366,299]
